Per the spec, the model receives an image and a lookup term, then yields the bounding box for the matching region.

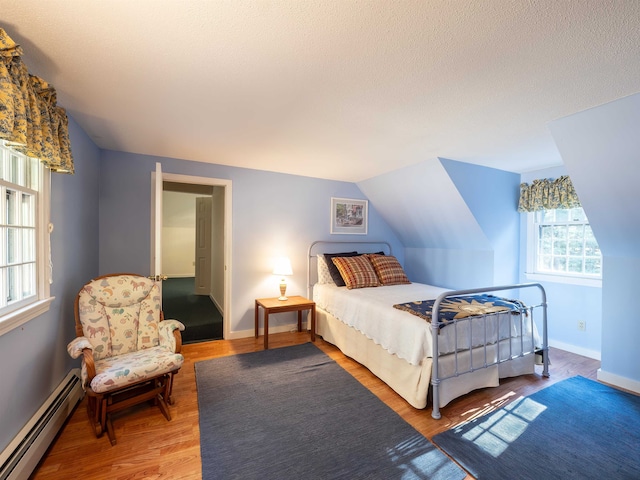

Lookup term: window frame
[525,208,602,288]
[0,147,53,337]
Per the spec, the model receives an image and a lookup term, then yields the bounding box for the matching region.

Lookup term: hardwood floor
[31,333,600,480]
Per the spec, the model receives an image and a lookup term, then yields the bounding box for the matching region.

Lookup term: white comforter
[313,282,536,366]
[313,282,447,365]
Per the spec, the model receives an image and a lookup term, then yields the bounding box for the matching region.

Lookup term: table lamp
[273,257,293,300]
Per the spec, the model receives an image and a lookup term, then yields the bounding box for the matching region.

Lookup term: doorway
[162,184,222,342]
[151,168,232,342]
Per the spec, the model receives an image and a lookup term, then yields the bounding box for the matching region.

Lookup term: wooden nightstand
[254,295,316,349]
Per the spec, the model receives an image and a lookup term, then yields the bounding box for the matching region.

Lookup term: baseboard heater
[0,369,83,480]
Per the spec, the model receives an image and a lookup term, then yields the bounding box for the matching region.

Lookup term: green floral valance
[0,28,74,174]
[518,175,581,212]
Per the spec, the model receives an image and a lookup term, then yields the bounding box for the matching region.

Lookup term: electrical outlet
[577,320,586,332]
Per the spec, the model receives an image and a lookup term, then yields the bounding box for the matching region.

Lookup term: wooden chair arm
[82,348,96,381]
[173,329,182,354]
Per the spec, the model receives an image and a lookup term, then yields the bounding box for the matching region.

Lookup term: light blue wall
[404,247,494,289]
[441,158,521,286]
[550,94,640,258]
[98,150,403,335]
[358,158,519,290]
[549,93,640,388]
[0,117,100,452]
[602,256,640,380]
[358,159,491,250]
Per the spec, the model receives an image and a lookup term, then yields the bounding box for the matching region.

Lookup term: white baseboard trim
[210,295,223,315]
[597,368,640,395]
[0,369,83,480]
[548,339,601,361]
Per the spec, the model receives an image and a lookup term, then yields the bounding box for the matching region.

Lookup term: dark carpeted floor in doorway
[162,277,223,343]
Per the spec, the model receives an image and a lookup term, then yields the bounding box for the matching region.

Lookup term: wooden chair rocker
[67,273,185,445]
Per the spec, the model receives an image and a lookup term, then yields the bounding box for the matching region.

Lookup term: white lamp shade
[273,257,293,276]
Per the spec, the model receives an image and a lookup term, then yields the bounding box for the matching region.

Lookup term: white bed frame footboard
[430,283,550,419]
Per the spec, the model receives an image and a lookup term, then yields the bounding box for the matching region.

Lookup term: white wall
[162,191,196,277]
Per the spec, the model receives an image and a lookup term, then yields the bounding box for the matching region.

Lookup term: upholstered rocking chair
[67,273,185,445]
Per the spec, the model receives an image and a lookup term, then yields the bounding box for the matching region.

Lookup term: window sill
[525,272,602,288]
[0,297,55,337]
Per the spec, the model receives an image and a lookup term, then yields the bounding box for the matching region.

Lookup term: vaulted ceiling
[3,1,640,181]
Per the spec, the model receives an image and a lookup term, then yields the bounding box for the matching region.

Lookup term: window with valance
[1,27,73,335]
[517,175,580,212]
[0,28,74,174]
[519,175,601,282]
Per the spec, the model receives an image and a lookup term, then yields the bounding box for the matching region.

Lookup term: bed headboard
[307,240,392,298]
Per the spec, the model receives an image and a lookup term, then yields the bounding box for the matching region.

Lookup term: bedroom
[1,1,639,478]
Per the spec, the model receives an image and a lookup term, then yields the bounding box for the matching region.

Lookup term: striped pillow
[331,256,380,289]
[367,254,411,286]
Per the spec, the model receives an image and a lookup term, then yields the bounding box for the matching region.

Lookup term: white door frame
[151,169,232,340]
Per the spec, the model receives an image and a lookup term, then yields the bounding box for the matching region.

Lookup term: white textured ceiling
[2,1,639,182]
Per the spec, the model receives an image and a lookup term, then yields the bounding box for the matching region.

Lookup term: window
[526,207,602,286]
[0,143,52,335]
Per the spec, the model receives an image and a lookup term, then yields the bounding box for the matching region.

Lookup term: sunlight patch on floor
[387,434,461,479]
[457,390,518,425]
[456,396,547,457]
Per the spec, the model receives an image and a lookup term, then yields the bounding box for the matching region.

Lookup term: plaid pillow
[367,254,411,285]
[323,252,358,286]
[331,256,380,289]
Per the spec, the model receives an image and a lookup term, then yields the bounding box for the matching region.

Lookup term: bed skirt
[315,306,535,410]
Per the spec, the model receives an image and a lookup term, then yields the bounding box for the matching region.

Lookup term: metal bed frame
[430,283,549,418]
[307,240,550,419]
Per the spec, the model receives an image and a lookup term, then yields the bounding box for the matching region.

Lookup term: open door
[151,169,232,340]
[151,162,166,296]
[195,196,213,295]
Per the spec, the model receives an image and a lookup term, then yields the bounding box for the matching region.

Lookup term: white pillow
[317,255,334,284]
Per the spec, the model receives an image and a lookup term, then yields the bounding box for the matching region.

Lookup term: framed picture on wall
[330,197,368,235]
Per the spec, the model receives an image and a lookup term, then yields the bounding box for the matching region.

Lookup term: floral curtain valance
[518,175,581,212]
[0,28,74,174]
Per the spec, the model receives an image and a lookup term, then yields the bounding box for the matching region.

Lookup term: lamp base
[278,279,288,301]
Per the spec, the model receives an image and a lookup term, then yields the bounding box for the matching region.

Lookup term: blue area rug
[195,343,465,480]
[433,376,640,479]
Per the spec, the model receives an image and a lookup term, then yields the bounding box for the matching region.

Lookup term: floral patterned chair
[67,273,185,445]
